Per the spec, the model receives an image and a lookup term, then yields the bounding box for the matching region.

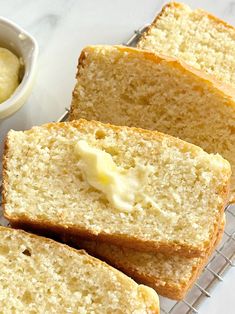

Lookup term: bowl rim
[0,16,39,119]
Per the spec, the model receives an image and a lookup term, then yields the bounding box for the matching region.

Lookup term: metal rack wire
[159,204,235,314]
[0,24,234,314]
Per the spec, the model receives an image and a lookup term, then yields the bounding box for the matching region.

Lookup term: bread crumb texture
[76,218,224,300]
[70,45,235,200]
[0,227,159,314]
[80,240,204,291]
[137,2,235,87]
[3,119,230,256]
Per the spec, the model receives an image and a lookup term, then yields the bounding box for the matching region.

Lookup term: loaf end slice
[137,2,235,88]
[0,226,159,313]
[3,119,231,257]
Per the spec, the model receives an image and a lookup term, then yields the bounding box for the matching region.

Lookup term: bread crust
[72,45,235,106]
[69,49,87,121]
[64,220,225,300]
[5,215,213,259]
[113,45,235,102]
[2,119,230,258]
[0,226,160,313]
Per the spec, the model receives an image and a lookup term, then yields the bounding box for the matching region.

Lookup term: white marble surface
[0,0,234,313]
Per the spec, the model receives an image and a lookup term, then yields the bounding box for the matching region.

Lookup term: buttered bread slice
[0,226,159,313]
[70,45,235,201]
[3,119,231,257]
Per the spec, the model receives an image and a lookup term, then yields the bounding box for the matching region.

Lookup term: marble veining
[225,1,235,16]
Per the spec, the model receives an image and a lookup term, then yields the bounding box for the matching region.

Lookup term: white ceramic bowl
[0,17,38,119]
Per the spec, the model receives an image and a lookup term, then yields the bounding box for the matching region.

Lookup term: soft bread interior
[0,227,159,313]
[70,45,235,201]
[137,2,235,87]
[3,119,230,257]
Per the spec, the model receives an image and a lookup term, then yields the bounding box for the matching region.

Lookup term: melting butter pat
[0,48,20,103]
[75,140,154,211]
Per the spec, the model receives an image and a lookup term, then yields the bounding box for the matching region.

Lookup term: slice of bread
[63,218,225,300]
[69,45,235,201]
[137,2,235,88]
[0,226,159,313]
[3,119,230,257]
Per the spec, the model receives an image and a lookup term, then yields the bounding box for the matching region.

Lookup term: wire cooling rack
[0,25,235,314]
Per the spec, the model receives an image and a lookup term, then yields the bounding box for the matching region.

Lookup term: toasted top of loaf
[69,45,235,201]
[70,218,225,300]
[137,2,235,87]
[0,226,159,313]
[3,119,230,257]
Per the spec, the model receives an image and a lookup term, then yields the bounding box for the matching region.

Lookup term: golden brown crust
[176,220,224,298]
[2,135,10,217]
[2,119,230,258]
[6,214,207,258]
[69,43,235,121]
[77,45,235,103]
[69,49,87,121]
[65,220,225,300]
[111,45,235,102]
[174,2,235,31]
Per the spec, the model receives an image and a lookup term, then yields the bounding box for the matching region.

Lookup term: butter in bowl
[0,17,38,119]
